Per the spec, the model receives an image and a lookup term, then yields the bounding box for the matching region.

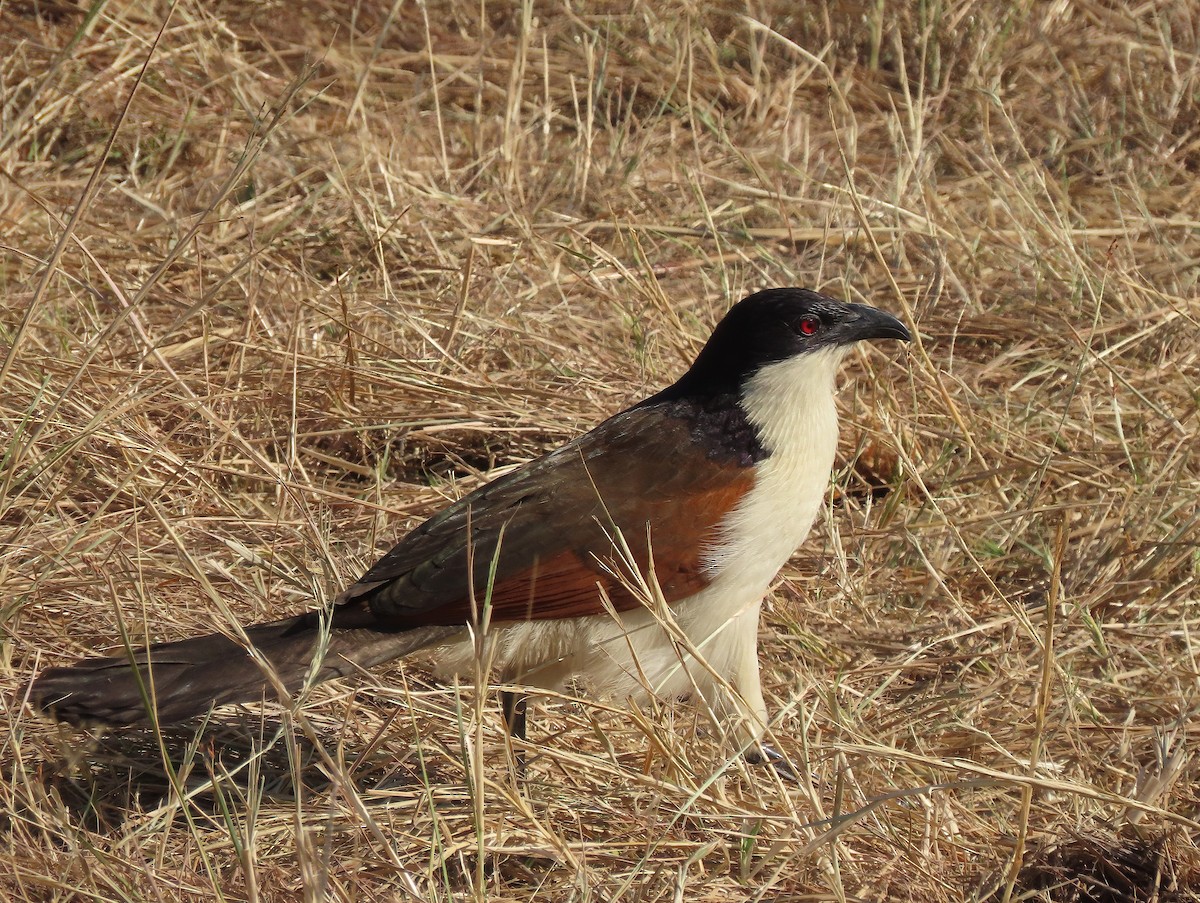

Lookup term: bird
[27,287,910,769]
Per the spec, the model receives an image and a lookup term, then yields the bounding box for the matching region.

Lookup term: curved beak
[844,303,912,344]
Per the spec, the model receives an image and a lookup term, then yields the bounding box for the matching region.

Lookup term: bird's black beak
[844,303,912,344]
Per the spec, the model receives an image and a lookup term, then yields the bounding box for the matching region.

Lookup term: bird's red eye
[799,316,819,336]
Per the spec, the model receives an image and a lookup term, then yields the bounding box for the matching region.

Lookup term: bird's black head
[664,287,911,399]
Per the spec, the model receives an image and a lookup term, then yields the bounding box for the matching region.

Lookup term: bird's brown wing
[338,403,755,627]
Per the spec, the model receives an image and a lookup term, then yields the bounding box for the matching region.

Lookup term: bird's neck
[640,347,846,468]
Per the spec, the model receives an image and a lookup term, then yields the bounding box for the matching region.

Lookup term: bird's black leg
[501,690,527,741]
[501,690,528,773]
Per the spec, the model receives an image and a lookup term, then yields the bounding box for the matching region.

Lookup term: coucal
[28,288,910,764]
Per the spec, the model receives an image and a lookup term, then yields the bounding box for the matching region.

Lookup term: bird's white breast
[703,346,846,589]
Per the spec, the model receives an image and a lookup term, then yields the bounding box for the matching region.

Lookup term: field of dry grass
[2,1,1199,899]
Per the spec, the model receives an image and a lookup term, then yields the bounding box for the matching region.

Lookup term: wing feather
[337,404,754,627]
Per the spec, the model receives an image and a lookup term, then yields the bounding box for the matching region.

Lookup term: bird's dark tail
[26,607,458,727]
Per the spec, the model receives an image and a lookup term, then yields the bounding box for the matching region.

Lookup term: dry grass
[2,0,1199,899]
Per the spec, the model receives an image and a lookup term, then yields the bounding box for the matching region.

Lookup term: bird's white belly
[420,581,764,703]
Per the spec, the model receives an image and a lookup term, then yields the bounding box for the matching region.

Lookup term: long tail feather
[27,608,458,727]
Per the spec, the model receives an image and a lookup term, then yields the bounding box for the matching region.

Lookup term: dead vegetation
[2,0,1198,900]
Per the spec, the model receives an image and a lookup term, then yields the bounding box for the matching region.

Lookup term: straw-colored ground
[3,2,1198,900]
